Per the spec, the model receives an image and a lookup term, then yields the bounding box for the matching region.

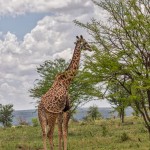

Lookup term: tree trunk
[119,108,125,123]
[121,110,125,123]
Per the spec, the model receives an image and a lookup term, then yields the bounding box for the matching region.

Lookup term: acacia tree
[86,105,102,121]
[29,58,96,116]
[30,59,67,99]
[107,82,130,123]
[0,104,14,127]
[75,0,150,133]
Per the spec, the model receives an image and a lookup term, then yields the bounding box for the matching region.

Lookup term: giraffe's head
[76,35,91,51]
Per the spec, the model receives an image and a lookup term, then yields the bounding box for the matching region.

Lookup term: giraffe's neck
[54,43,81,89]
[66,43,81,74]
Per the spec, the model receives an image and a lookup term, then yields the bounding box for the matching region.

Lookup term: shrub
[32,118,39,127]
[86,106,102,121]
[120,132,129,142]
[101,125,108,137]
[18,117,29,126]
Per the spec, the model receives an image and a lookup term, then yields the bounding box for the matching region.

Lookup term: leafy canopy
[0,104,14,127]
[29,58,96,114]
[75,0,150,131]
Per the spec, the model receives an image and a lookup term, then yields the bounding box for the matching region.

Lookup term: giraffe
[38,35,91,150]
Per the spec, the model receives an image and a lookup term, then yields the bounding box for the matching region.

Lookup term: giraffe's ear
[80,35,83,39]
[76,36,79,39]
[74,42,77,44]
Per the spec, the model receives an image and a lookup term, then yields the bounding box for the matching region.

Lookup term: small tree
[32,118,39,127]
[29,58,95,118]
[107,82,130,123]
[86,105,102,121]
[0,104,14,127]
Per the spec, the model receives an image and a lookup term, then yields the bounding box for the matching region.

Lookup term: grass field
[0,117,150,150]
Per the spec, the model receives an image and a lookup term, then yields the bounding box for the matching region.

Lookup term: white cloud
[53,48,72,61]
[82,100,111,108]
[0,0,109,110]
[0,0,93,17]
[0,32,21,54]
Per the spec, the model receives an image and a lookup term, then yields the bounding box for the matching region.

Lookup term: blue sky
[0,0,110,110]
[0,13,51,39]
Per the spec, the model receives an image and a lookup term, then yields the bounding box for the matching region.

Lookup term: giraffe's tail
[63,99,70,112]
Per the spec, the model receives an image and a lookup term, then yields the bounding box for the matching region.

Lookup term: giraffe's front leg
[58,112,63,150]
[46,112,58,150]
[42,123,47,150]
[38,106,47,150]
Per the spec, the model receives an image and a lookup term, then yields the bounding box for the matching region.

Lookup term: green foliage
[120,132,130,142]
[29,58,67,98]
[107,82,130,123]
[0,104,14,127]
[32,118,39,127]
[101,125,108,137]
[75,0,150,132]
[29,58,95,115]
[86,106,102,121]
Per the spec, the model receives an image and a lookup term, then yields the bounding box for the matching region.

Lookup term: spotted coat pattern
[38,35,91,150]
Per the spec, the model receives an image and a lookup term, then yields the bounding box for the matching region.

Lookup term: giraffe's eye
[83,42,87,47]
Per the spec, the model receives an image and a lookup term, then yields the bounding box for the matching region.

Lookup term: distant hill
[12,107,133,125]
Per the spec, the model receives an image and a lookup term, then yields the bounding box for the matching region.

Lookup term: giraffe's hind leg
[58,112,63,150]
[63,111,70,150]
[46,112,58,150]
[38,106,47,150]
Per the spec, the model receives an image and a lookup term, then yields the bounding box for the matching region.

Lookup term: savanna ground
[0,117,150,150]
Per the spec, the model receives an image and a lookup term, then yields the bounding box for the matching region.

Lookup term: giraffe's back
[41,85,68,113]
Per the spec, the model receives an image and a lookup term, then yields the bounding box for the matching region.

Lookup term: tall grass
[0,117,150,150]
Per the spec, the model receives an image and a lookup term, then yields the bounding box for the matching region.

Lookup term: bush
[86,106,102,121]
[18,117,29,126]
[101,125,108,137]
[32,118,39,127]
[120,132,129,142]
